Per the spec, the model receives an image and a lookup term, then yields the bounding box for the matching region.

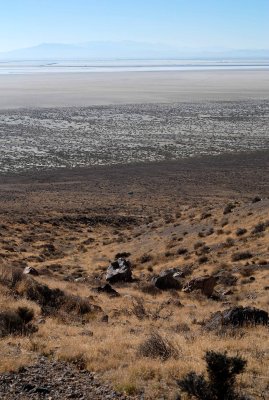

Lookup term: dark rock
[94,284,119,297]
[33,386,50,394]
[22,383,35,391]
[152,268,182,290]
[205,306,269,330]
[252,196,262,203]
[236,228,247,236]
[23,266,39,276]
[223,203,236,215]
[214,271,237,286]
[182,275,217,296]
[100,315,109,323]
[222,289,233,296]
[106,258,132,283]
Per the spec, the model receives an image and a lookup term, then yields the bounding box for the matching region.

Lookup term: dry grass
[0,198,268,398]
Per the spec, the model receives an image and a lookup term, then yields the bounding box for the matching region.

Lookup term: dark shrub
[194,241,205,250]
[177,248,188,255]
[17,277,100,317]
[232,251,252,261]
[0,306,36,337]
[201,212,212,220]
[252,196,261,203]
[223,203,236,215]
[224,237,235,247]
[140,254,153,264]
[164,251,174,257]
[215,271,237,286]
[0,265,23,288]
[177,351,247,400]
[115,252,131,259]
[236,228,247,236]
[251,222,268,234]
[140,283,161,296]
[198,256,208,264]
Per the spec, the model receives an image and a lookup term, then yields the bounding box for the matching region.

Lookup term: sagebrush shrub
[177,350,247,400]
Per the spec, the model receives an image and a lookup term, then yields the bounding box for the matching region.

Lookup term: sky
[0,0,268,52]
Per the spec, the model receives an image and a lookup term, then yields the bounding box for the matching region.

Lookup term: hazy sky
[1,0,268,52]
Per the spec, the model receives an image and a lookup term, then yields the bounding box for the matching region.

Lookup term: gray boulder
[205,306,268,330]
[152,268,182,290]
[106,258,132,283]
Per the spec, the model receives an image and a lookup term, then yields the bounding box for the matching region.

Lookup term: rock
[94,284,119,297]
[106,258,132,283]
[152,268,182,290]
[0,357,129,399]
[214,271,237,286]
[182,275,217,296]
[252,195,261,203]
[74,277,86,283]
[100,315,109,323]
[222,289,233,296]
[80,330,93,337]
[22,383,35,392]
[205,306,269,330]
[165,298,183,307]
[23,266,39,276]
[33,386,50,394]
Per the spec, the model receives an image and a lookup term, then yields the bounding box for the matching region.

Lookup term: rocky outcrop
[152,268,182,290]
[106,258,132,283]
[182,275,217,296]
[205,306,269,330]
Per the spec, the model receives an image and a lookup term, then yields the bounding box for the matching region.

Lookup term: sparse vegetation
[232,251,253,261]
[223,203,236,215]
[178,351,247,400]
[138,331,179,360]
[0,171,268,398]
[0,306,36,337]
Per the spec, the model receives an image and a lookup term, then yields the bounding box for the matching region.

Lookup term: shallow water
[0,59,269,74]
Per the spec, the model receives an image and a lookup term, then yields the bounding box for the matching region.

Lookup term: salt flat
[0,70,269,109]
[1,101,268,173]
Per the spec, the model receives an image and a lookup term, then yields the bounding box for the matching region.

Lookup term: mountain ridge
[1,41,269,60]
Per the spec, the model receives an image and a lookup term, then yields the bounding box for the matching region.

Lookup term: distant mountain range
[0,41,269,60]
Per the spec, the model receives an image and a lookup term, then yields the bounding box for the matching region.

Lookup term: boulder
[23,266,39,276]
[205,306,268,330]
[94,283,119,297]
[182,275,217,296]
[152,268,182,290]
[106,258,132,283]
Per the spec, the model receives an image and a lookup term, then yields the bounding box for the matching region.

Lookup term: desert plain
[0,70,268,399]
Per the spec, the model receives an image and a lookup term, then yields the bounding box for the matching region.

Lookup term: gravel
[0,357,130,400]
